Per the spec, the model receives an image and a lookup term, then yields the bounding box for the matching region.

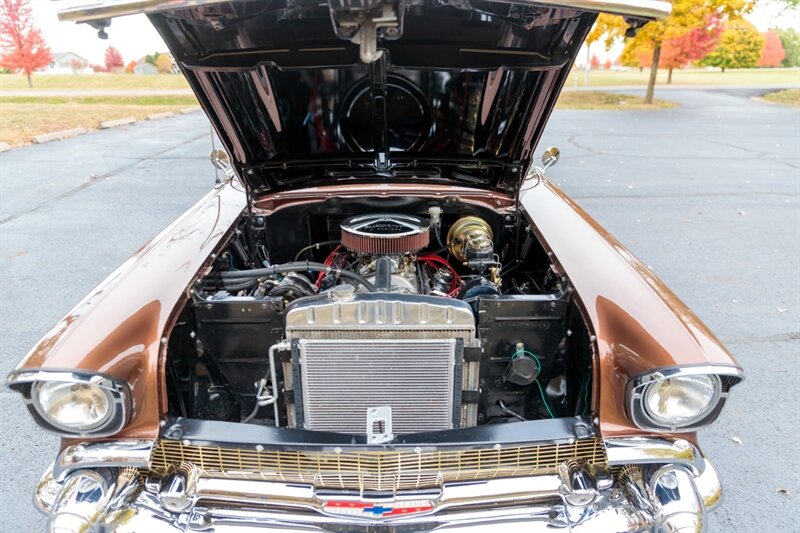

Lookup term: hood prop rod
[369,55,391,172]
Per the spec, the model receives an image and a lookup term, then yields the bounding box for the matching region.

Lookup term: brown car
[8,1,742,531]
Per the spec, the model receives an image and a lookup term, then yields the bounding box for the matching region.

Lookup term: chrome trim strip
[53,440,154,480]
[58,0,670,23]
[604,437,704,475]
[58,0,229,22]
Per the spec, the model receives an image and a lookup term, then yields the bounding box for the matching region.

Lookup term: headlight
[642,375,720,427]
[6,371,130,437]
[627,366,742,432]
[33,381,113,432]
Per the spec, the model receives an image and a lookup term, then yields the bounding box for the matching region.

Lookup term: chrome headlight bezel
[7,370,130,437]
[626,365,743,433]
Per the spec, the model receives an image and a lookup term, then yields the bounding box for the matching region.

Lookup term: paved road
[1,88,798,532]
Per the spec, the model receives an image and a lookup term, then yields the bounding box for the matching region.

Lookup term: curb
[32,128,87,144]
[181,106,201,114]
[147,111,175,120]
[99,117,136,129]
[0,142,10,152]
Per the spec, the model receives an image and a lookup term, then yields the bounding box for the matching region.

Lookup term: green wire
[580,375,591,416]
[513,349,556,419]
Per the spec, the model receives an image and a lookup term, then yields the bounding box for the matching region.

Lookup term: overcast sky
[33,0,800,66]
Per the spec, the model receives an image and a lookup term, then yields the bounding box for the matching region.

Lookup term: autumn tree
[758,30,786,67]
[155,53,173,73]
[701,19,764,71]
[620,38,650,70]
[68,58,84,74]
[104,46,124,72]
[659,15,723,83]
[125,60,137,73]
[591,0,752,103]
[0,0,52,88]
[775,28,799,67]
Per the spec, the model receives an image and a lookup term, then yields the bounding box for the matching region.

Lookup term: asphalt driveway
[1,88,798,531]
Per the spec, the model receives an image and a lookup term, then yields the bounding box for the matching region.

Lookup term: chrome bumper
[36,437,721,533]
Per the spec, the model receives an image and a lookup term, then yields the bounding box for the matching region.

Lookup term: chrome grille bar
[149,438,608,492]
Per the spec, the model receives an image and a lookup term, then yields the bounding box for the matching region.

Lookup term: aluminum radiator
[299,339,456,434]
[283,292,479,435]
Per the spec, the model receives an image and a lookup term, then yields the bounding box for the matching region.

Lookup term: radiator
[298,338,456,435]
[283,292,479,435]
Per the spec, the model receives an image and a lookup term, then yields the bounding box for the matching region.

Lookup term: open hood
[60,0,668,195]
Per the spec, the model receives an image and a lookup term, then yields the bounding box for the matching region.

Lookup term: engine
[166,200,594,436]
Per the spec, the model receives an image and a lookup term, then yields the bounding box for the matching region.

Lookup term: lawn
[556,91,676,110]
[565,67,799,87]
[0,73,190,91]
[760,88,800,107]
[0,95,198,146]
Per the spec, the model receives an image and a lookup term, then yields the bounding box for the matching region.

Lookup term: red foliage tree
[589,54,601,69]
[758,30,786,67]
[0,0,52,88]
[104,46,124,72]
[125,60,137,74]
[660,15,723,84]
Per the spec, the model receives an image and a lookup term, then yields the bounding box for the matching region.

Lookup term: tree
[659,15,723,83]
[125,60,137,74]
[776,28,799,67]
[68,58,84,74]
[758,30,786,67]
[155,53,173,73]
[104,46,124,72]
[701,19,764,71]
[0,0,52,88]
[597,0,752,104]
[620,38,651,70]
[589,54,600,69]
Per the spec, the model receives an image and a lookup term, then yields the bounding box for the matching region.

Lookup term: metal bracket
[333,3,400,64]
[366,406,394,444]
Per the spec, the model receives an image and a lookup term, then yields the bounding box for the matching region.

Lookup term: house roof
[51,52,89,63]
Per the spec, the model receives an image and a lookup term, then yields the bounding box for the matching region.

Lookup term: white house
[47,52,90,74]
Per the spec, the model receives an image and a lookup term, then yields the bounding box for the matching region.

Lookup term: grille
[149,438,607,491]
[299,339,455,434]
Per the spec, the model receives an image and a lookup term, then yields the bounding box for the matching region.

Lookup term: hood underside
[61,0,667,194]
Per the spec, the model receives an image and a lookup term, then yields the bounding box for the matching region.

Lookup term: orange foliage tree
[758,30,786,67]
[0,0,51,87]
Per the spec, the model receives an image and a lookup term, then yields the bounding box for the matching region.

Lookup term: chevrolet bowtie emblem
[322,500,434,519]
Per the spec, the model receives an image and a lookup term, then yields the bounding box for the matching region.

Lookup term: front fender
[520,180,741,437]
[8,182,246,440]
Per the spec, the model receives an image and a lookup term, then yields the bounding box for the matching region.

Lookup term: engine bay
[166,197,594,436]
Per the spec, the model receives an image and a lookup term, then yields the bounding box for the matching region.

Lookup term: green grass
[556,91,676,110]
[760,88,800,107]
[0,95,198,146]
[0,95,198,106]
[0,73,190,90]
[566,67,800,87]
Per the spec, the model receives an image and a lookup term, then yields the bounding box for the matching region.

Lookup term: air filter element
[340,214,429,255]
